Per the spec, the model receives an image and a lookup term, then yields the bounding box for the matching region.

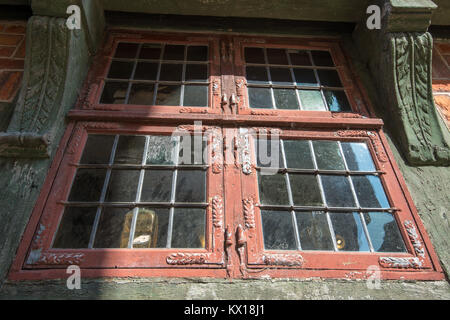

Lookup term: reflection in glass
[283,140,314,169]
[94,207,133,248]
[114,135,145,164]
[185,64,208,82]
[100,82,128,104]
[139,43,161,59]
[175,170,206,203]
[128,83,155,105]
[134,62,158,80]
[163,45,185,60]
[313,140,345,170]
[289,50,311,66]
[159,63,183,81]
[156,85,181,105]
[248,87,273,109]
[146,135,176,165]
[255,138,282,168]
[246,66,268,83]
[105,169,140,202]
[261,210,297,250]
[245,47,265,63]
[114,43,138,58]
[311,50,334,66]
[298,90,326,111]
[270,67,293,84]
[321,175,356,207]
[295,211,334,250]
[317,69,342,87]
[141,170,173,202]
[341,142,376,172]
[274,88,298,109]
[53,207,96,248]
[172,208,205,248]
[363,212,406,252]
[352,175,390,208]
[133,208,167,248]
[267,48,288,65]
[258,173,289,205]
[187,46,208,61]
[184,85,208,107]
[323,90,351,112]
[330,212,370,251]
[290,174,323,206]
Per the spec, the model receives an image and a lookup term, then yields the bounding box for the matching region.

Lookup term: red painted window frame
[9,30,444,281]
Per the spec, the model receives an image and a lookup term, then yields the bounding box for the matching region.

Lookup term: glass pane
[68,169,106,202]
[341,142,376,172]
[261,210,297,250]
[352,175,390,208]
[133,208,167,248]
[317,70,342,87]
[159,63,183,81]
[185,64,208,82]
[114,43,138,58]
[321,175,356,207]
[183,85,208,107]
[53,207,96,248]
[289,50,311,66]
[100,81,128,104]
[283,140,314,169]
[248,87,273,109]
[128,83,155,105]
[289,174,323,206]
[298,90,326,111]
[323,90,351,112]
[171,208,205,248]
[146,135,176,165]
[105,169,140,202]
[107,61,134,79]
[245,47,265,64]
[313,140,345,170]
[293,68,318,86]
[311,50,334,66]
[246,66,268,83]
[295,211,334,250]
[94,207,133,248]
[80,135,114,164]
[258,173,289,205]
[163,44,185,60]
[141,170,173,202]
[178,135,206,165]
[134,62,158,80]
[175,170,206,202]
[363,212,406,252]
[267,48,288,65]
[114,135,145,164]
[155,84,181,105]
[269,67,293,84]
[330,212,370,251]
[187,46,208,61]
[139,43,161,59]
[273,88,298,109]
[255,138,282,168]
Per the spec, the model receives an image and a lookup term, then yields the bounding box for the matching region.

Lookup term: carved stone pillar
[353,0,450,165]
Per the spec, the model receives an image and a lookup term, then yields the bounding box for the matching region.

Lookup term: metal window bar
[166,136,181,248]
[87,135,119,249]
[124,43,142,104]
[308,50,329,111]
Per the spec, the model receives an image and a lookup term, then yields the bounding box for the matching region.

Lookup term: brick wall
[0,21,26,103]
[432,42,450,129]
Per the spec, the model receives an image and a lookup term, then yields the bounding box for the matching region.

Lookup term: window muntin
[100,42,210,107]
[254,138,406,253]
[244,47,351,112]
[53,133,208,249]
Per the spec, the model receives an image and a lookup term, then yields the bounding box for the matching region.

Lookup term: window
[10,31,443,281]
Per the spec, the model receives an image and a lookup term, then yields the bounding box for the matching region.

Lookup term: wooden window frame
[9,30,444,281]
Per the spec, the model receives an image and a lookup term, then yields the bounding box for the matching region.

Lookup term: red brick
[0,34,23,46]
[0,58,24,70]
[14,40,25,58]
[0,46,15,58]
[432,82,450,92]
[0,71,22,102]
[436,43,450,55]
[4,25,26,34]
